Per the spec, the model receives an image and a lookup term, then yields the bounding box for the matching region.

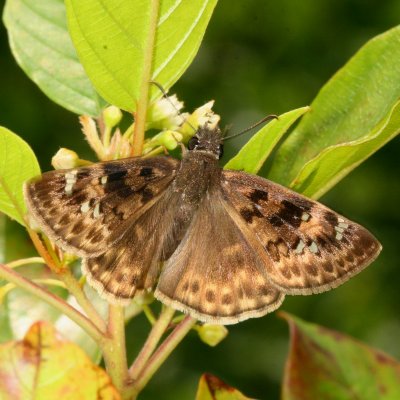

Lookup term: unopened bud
[52,148,79,169]
[198,324,228,347]
[103,106,123,128]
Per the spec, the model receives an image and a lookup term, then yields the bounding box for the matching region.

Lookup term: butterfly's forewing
[155,191,285,324]
[221,170,381,295]
[24,157,179,257]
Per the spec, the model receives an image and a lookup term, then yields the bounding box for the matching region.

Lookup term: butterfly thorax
[171,125,223,206]
[173,151,221,206]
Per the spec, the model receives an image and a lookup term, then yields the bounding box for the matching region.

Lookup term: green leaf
[3,0,105,116]
[281,312,400,400]
[224,107,310,173]
[0,127,40,226]
[196,374,252,400]
[269,25,400,191]
[0,321,120,399]
[291,99,400,198]
[65,0,218,111]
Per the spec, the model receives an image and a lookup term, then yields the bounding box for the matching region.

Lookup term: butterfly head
[187,125,224,159]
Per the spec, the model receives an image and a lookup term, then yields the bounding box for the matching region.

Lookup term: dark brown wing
[24,156,179,257]
[155,192,284,324]
[82,188,183,304]
[221,170,381,295]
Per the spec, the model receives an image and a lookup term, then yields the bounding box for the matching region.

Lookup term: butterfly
[24,124,381,325]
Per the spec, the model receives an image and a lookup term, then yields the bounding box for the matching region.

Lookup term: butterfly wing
[221,170,381,295]
[155,191,285,324]
[24,157,179,257]
[82,188,184,304]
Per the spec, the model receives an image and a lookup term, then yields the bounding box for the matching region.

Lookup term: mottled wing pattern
[155,192,285,324]
[221,170,381,295]
[24,157,179,257]
[82,189,182,304]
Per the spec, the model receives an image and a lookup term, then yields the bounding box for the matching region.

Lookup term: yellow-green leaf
[3,0,105,116]
[0,127,40,226]
[225,107,309,173]
[291,99,400,198]
[65,0,218,111]
[269,25,400,190]
[0,321,120,400]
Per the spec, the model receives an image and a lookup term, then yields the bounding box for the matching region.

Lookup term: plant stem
[60,269,107,333]
[131,0,160,156]
[127,316,196,398]
[0,263,103,342]
[6,257,45,268]
[102,305,128,394]
[129,306,175,380]
[142,146,165,158]
[27,229,63,273]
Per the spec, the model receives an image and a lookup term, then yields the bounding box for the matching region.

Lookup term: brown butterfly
[24,124,381,325]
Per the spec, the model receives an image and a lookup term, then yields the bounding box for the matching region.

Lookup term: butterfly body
[24,125,381,324]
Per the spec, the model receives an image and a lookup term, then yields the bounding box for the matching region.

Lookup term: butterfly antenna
[149,80,198,133]
[223,114,278,141]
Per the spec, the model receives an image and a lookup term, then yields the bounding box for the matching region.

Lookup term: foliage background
[0,0,399,398]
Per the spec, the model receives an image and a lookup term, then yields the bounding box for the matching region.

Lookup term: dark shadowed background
[1,1,399,399]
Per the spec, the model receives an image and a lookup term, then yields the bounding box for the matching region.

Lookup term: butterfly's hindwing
[82,188,185,304]
[155,192,285,324]
[221,170,381,295]
[24,157,179,257]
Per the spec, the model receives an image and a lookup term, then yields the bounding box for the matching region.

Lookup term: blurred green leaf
[290,99,400,198]
[0,321,120,400]
[196,373,252,400]
[3,0,106,117]
[0,127,40,226]
[281,312,400,400]
[65,0,218,111]
[269,25,400,191]
[225,107,309,173]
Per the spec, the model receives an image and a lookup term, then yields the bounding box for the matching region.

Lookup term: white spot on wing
[93,202,101,218]
[336,232,343,240]
[100,176,108,185]
[64,170,78,195]
[309,241,318,254]
[295,240,306,254]
[64,183,74,195]
[80,201,91,213]
[301,212,310,221]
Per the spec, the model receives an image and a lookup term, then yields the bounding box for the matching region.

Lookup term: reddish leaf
[0,321,120,400]
[196,373,253,400]
[281,312,400,400]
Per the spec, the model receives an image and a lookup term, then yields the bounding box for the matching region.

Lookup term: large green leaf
[0,321,120,399]
[65,0,218,111]
[0,127,40,226]
[269,25,400,191]
[281,313,400,400]
[3,0,105,116]
[224,107,309,173]
[291,99,400,198]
